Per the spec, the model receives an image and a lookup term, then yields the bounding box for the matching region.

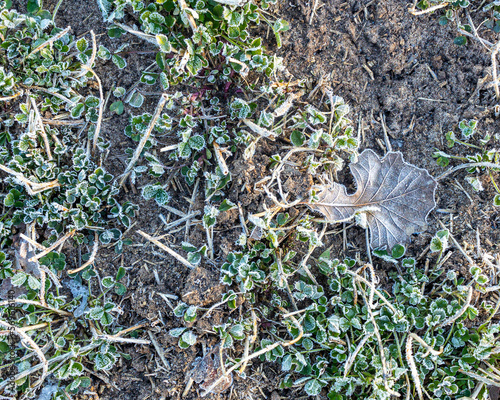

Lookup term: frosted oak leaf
[309,149,437,250]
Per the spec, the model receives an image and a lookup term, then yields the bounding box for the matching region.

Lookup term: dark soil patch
[7,0,500,399]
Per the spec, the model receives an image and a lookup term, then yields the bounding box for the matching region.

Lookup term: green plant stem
[220,34,245,48]
[489,170,500,194]
[442,322,456,349]
[52,0,64,21]
[455,138,482,150]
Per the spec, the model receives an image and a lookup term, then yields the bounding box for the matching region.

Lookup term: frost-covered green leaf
[112,54,127,69]
[156,34,172,53]
[126,91,144,108]
[142,184,170,206]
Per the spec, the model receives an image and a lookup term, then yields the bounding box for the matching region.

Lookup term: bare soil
[9,0,500,399]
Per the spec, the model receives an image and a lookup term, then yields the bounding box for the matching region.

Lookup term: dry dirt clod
[181,267,226,307]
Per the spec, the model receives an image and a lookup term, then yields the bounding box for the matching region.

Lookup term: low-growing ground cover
[1,0,500,399]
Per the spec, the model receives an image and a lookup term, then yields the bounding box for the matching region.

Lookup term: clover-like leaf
[309,149,437,250]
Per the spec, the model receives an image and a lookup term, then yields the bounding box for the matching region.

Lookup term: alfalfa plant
[0,1,139,248]
[97,0,288,90]
[0,247,136,399]
[0,3,141,398]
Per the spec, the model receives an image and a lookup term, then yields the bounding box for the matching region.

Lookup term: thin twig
[0,164,60,194]
[297,224,327,285]
[238,309,258,374]
[277,250,298,311]
[406,335,424,400]
[178,0,198,32]
[30,96,53,160]
[0,342,100,389]
[29,85,76,107]
[0,299,72,316]
[147,330,170,369]
[184,178,199,241]
[437,220,476,267]
[39,264,62,288]
[138,230,196,269]
[492,40,500,100]
[466,11,491,52]
[0,90,24,102]
[408,2,448,15]
[115,322,150,337]
[409,333,443,357]
[458,369,500,386]
[343,333,372,377]
[19,233,46,250]
[29,230,76,262]
[182,378,194,397]
[67,232,99,274]
[438,286,473,327]
[88,31,98,70]
[358,282,400,398]
[112,22,159,45]
[120,94,169,186]
[457,27,494,47]
[309,0,320,24]
[201,292,242,319]
[345,268,398,314]
[163,211,200,232]
[380,112,392,152]
[28,26,71,57]
[95,334,150,345]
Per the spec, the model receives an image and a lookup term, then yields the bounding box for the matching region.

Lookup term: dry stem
[438,286,473,327]
[0,164,60,195]
[67,232,99,274]
[409,333,443,357]
[147,330,171,370]
[30,96,53,160]
[408,2,448,15]
[0,90,24,102]
[0,342,100,390]
[343,333,372,377]
[138,230,196,269]
[28,26,71,57]
[0,299,72,316]
[345,268,398,314]
[178,0,198,32]
[19,233,46,250]
[492,41,500,100]
[309,0,319,25]
[120,93,169,186]
[406,335,424,400]
[29,229,76,262]
[112,22,158,45]
[358,282,400,397]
